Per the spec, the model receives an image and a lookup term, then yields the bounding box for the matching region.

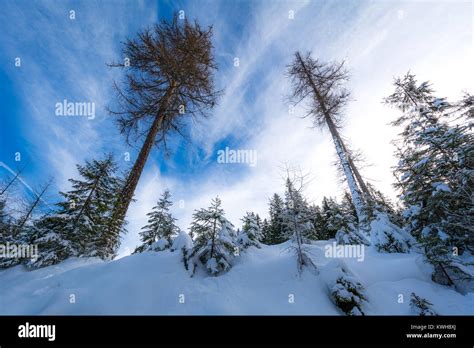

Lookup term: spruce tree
[188,197,238,275]
[0,196,19,269]
[134,190,179,253]
[24,215,74,269]
[260,218,271,244]
[0,197,9,240]
[385,73,473,292]
[321,197,346,239]
[28,154,124,267]
[307,203,324,240]
[282,177,315,272]
[265,193,287,244]
[237,212,261,249]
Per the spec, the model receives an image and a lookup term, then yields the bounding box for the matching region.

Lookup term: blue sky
[0,0,472,256]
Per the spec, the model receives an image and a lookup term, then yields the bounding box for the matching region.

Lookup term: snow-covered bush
[170,231,195,274]
[369,212,414,253]
[320,260,368,316]
[330,275,367,316]
[335,224,370,246]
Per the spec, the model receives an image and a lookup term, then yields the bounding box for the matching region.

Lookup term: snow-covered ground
[0,241,472,315]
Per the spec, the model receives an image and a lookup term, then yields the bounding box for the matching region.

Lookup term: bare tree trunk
[111,86,176,232]
[295,52,366,222]
[335,133,372,200]
[326,118,366,222]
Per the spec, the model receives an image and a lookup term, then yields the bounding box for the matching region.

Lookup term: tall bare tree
[108,15,221,233]
[287,52,370,222]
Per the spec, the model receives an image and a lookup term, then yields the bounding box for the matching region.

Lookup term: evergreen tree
[307,203,325,240]
[134,190,179,253]
[385,73,473,292]
[0,197,9,240]
[24,215,74,269]
[282,177,315,272]
[188,197,238,275]
[237,212,261,249]
[365,184,404,227]
[260,218,271,244]
[410,293,437,316]
[265,193,287,245]
[0,196,18,269]
[1,182,52,269]
[28,154,124,268]
[321,197,346,239]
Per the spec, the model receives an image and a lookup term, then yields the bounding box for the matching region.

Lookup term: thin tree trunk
[295,52,366,222]
[111,86,176,232]
[335,133,372,200]
[327,119,365,222]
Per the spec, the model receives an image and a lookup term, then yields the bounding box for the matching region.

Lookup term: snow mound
[0,242,472,315]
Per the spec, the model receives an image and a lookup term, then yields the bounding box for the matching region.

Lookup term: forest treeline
[0,14,472,296]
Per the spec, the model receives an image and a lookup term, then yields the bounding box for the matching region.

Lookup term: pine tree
[0,197,9,240]
[28,154,124,268]
[1,182,52,269]
[188,197,238,275]
[264,193,287,245]
[385,73,473,292]
[260,218,271,244]
[282,177,316,272]
[321,197,348,240]
[0,196,19,269]
[134,190,179,253]
[410,293,437,316]
[24,215,74,269]
[237,212,261,249]
[307,203,324,240]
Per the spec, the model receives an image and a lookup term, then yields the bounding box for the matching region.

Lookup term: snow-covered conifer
[237,212,261,249]
[410,293,437,316]
[188,197,238,275]
[385,73,473,291]
[134,190,179,253]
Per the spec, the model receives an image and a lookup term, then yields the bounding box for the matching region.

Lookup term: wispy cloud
[1,0,471,257]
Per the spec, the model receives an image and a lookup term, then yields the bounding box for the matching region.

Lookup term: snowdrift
[0,241,472,315]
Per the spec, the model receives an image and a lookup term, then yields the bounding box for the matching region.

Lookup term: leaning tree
[108,14,221,233]
[287,52,371,222]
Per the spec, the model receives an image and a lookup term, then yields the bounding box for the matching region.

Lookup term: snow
[170,231,193,252]
[149,238,169,251]
[1,241,472,315]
